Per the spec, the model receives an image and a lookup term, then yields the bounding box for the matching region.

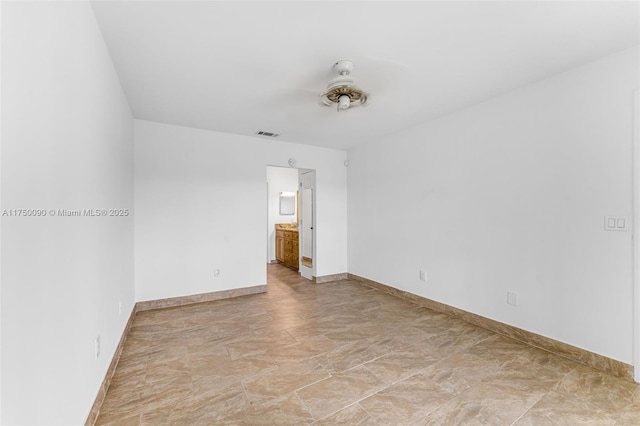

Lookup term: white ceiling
[91,1,639,150]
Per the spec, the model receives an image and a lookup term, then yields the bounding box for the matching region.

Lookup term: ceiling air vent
[256,131,279,138]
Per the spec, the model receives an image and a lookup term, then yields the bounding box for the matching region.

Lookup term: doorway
[266,166,316,281]
[266,166,298,264]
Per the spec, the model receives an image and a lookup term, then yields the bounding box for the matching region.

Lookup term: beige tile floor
[96,264,640,425]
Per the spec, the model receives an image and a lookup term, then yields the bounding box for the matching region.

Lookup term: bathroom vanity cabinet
[275,226,299,271]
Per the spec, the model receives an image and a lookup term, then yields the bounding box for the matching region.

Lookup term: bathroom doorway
[266,166,299,265]
[265,166,316,281]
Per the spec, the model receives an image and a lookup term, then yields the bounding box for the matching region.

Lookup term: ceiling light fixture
[321,60,368,112]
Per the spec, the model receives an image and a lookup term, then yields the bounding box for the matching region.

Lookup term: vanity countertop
[275,223,298,230]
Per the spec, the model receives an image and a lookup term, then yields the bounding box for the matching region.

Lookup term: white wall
[266,166,298,262]
[1,2,134,425]
[135,120,347,302]
[348,47,639,365]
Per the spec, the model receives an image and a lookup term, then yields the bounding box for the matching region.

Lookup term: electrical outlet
[95,336,101,360]
[507,291,518,306]
[419,270,427,282]
[214,269,221,277]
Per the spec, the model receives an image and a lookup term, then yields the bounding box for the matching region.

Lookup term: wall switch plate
[214,269,221,277]
[419,270,427,282]
[507,291,518,306]
[95,336,101,360]
[605,216,628,231]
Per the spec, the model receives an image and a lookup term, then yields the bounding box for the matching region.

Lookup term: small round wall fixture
[288,158,297,167]
[344,160,350,167]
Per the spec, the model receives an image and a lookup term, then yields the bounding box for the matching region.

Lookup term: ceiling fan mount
[320,60,368,111]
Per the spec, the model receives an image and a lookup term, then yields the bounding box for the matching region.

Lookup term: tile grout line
[292,369,335,395]
[509,367,576,425]
[310,391,381,423]
[508,391,549,425]
[356,402,376,423]
[292,357,392,421]
[302,360,395,422]
[292,390,316,423]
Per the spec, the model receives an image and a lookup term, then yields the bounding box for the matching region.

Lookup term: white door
[299,170,315,281]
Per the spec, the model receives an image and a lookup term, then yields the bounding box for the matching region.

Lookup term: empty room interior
[2,1,640,425]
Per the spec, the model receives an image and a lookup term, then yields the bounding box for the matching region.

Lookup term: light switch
[605,216,629,232]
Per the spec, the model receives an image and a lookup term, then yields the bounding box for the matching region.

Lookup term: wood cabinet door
[276,236,284,262]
